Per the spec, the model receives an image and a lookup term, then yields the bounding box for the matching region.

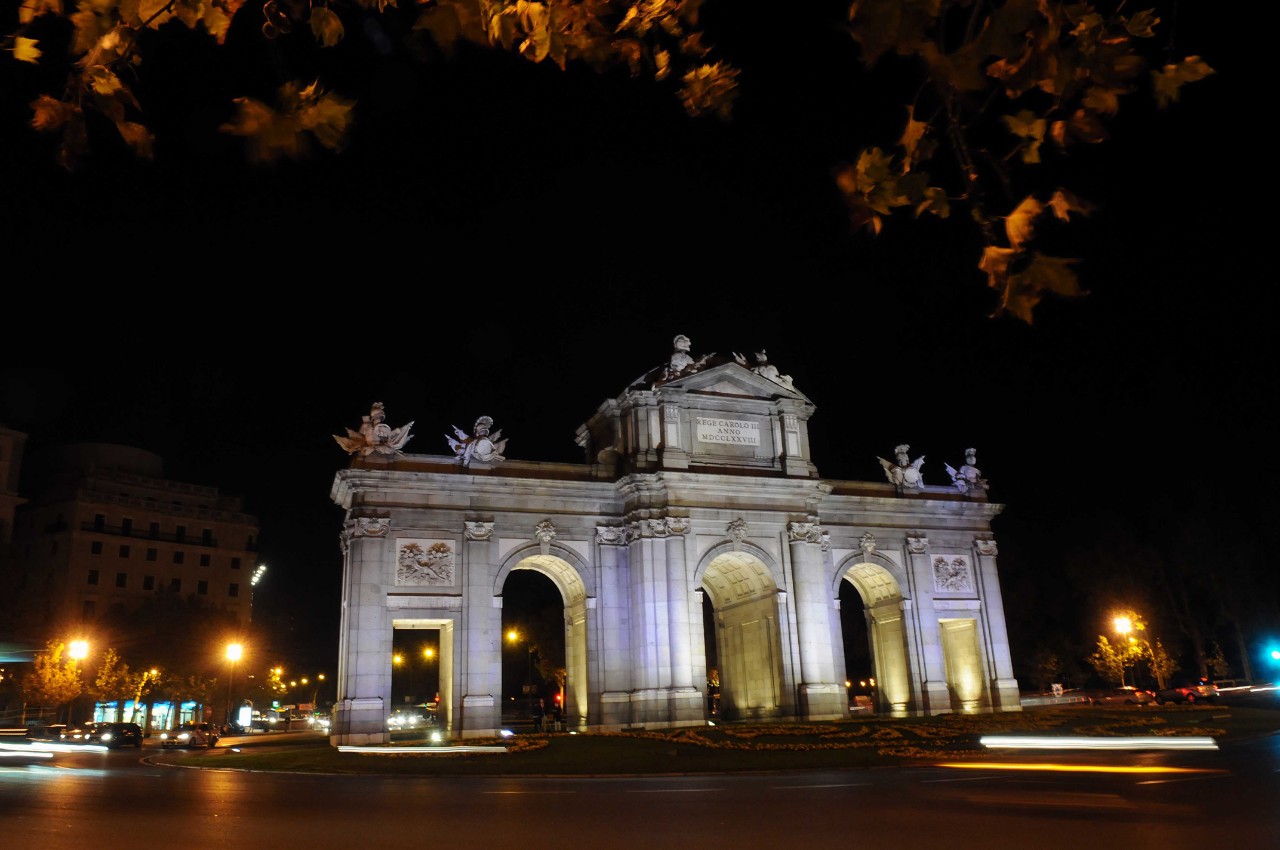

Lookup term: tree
[1027,648,1062,692]
[2,2,1215,323]
[1086,635,1126,686]
[1087,610,1178,689]
[92,647,138,722]
[1146,638,1178,690]
[22,640,85,722]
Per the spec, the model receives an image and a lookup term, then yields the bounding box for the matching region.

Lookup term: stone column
[332,516,391,746]
[595,525,632,729]
[625,517,702,727]
[905,535,951,714]
[973,539,1021,711]
[459,521,500,737]
[664,518,703,723]
[628,519,666,724]
[787,521,844,719]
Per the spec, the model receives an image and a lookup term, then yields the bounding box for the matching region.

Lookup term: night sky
[2,3,1266,684]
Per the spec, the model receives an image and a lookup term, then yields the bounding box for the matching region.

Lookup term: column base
[331,697,389,746]
[798,683,846,720]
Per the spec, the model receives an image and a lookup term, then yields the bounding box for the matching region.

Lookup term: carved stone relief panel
[396,538,456,586]
[931,554,974,594]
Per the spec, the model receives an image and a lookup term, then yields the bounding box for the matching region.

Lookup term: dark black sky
[2,3,1265,678]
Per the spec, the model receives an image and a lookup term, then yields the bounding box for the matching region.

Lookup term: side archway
[835,555,913,713]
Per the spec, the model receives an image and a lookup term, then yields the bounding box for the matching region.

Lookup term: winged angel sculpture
[877,444,925,490]
[334,402,414,457]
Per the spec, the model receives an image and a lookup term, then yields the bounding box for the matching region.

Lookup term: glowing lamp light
[68,640,89,661]
[251,565,267,586]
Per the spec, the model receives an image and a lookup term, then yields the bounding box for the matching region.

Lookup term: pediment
[664,362,811,403]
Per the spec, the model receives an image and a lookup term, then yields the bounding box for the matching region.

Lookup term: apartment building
[6,443,259,637]
[0,424,28,545]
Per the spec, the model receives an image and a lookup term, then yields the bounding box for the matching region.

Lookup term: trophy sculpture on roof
[334,402,414,458]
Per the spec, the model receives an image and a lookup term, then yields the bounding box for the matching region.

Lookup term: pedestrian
[533,698,545,732]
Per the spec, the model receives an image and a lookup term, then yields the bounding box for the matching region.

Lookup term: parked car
[87,721,144,748]
[1155,678,1218,704]
[159,722,220,748]
[1088,686,1156,705]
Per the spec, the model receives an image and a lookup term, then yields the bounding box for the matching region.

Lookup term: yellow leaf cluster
[220,81,355,163]
[678,60,738,121]
[1152,56,1215,108]
[19,0,64,24]
[13,36,42,63]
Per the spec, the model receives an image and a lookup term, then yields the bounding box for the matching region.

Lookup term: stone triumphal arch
[328,338,1020,744]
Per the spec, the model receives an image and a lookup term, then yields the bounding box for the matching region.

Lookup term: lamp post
[225,643,243,729]
[507,629,533,697]
[309,673,325,716]
[67,639,89,724]
[1113,617,1132,686]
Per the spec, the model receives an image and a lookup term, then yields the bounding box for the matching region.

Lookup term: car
[159,722,220,748]
[58,723,97,743]
[24,723,67,742]
[87,721,144,748]
[1155,678,1219,705]
[1088,686,1156,705]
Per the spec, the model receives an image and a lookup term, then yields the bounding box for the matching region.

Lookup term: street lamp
[226,642,243,728]
[66,639,89,724]
[1113,617,1132,686]
[507,629,533,697]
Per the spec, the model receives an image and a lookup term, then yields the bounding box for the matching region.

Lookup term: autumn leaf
[414,4,464,57]
[1005,196,1043,251]
[87,65,123,96]
[915,186,948,219]
[654,48,671,81]
[679,61,739,121]
[847,0,936,68]
[1001,253,1085,323]
[30,94,76,131]
[115,120,154,158]
[297,89,355,152]
[517,1,551,62]
[1047,189,1093,222]
[13,36,42,63]
[979,246,1017,294]
[1152,56,1215,108]
[310,7,345,47]
[897,106,929,172]
[1001,110,1046,164]
[18,0,62,24]
[1124,9,1160,38]
[202,4,233,44]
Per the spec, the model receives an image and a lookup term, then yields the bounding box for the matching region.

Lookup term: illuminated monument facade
[328,338,1019,744]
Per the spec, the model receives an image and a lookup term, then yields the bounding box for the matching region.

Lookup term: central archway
[498,553,589,728]
[701,550,785,721]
